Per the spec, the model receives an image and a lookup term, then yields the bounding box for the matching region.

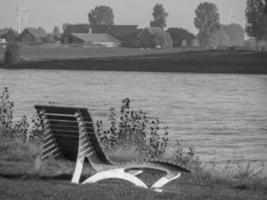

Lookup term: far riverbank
[1,50,267,74]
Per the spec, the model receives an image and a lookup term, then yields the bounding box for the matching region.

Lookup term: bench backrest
[35,105,110,164]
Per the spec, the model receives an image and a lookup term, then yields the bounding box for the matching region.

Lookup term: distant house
[244,38,267,50]
[67,33,121,47]
[61,24,137,47]
[0,38,6,48]
[63,24,90,35]
[134,27,173,49]
[17,28,47,43]
[61,24,90,43]
[89,25,138,46]
[0,28,18,42]
[192,38,200,48]
[0,29,8,47]
[0,29,9,39]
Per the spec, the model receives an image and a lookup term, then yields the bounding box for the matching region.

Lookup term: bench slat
[35,105,88,115]
[35,105,111,164]
[49,124,94,132]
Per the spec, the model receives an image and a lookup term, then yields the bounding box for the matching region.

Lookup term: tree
[150,4,168,29]
[4,41,20,65]
[209,24,245,48]
[52,26,61,41]
[88,5,114,25]
[167,28,195,47]
[62,23,69,32]
[264,0,267,42]
[245,0,266,42]
[153,31,173,49]
[194,2,220,49]
[209,26,230,48]
[223,24,245,46]
[1,29,18,42]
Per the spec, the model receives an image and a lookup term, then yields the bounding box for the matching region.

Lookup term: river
[1,69,267,172]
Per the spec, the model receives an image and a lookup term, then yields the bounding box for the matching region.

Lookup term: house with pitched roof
[0,29,8,47]
[63,24,90,35]
[0,28,18,42]
[61,24,121,47]
[67,33,121,47]
[17,27,47,43]
[61,24,138,47]
[90,25,138,46]
[61,24,90,43]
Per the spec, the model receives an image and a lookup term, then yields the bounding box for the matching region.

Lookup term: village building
[67,33,121,47]
[0,29,8,48]
[0,28,18,42]
[89,25,138,46]
[61,24,90,43]
[61,24,138,47]
[0,29,9,41]
[17,27,47,44]
[61,24,173,49]
[134,27,173,49]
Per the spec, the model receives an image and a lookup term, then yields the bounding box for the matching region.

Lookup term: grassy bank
[0,45,185,61]
[0,138,266,200]
[1,48,267,74]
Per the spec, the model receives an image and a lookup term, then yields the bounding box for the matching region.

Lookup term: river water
[1,69,267,171]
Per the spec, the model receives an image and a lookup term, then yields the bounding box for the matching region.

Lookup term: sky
[0,0,247,33]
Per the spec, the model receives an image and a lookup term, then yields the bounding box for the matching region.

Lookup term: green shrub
[4,41,20,65]
[0,87,15,134]
[0,87,41,142]
[96,98,197,167]
[96,98,169,159]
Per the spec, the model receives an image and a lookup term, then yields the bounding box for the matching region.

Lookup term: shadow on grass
[0,172,74,181]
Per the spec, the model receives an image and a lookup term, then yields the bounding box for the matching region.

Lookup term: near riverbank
[1,48,267,74]
[0,138,267,200]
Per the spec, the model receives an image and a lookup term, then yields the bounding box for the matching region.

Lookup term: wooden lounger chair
[35,105,190,192]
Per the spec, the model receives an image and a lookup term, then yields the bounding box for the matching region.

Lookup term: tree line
[87,1,267,49]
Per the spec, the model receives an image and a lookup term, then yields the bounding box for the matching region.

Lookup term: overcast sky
[0,0,246,33]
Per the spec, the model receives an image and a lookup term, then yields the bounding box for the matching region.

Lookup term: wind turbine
[20,0,29,29]
[16,5,22,33]
[16,0,29,33]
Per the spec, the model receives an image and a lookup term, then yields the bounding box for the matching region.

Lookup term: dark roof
[144,27,165,35]
[63,24,89,35]
[0,29,9,37]
[25,28,47,38]
[90,25,138,38]
[136,28,144,34]
[71,33,121,43]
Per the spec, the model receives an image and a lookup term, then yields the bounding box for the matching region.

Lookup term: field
[0,44,185,61]
[1,44,267,74]
[0,138,267,200]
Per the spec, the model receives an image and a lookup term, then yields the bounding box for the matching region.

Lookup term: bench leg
[82,168,148,189]
[151,172,181,192]
[71,157,85,184]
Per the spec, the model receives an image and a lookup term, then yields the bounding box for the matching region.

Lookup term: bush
[96,98,197,167]
[4,41,20,65]
[172,140,199,167]
[96,98,169,159]
[0,87,14,133]
[0,87,42,142]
